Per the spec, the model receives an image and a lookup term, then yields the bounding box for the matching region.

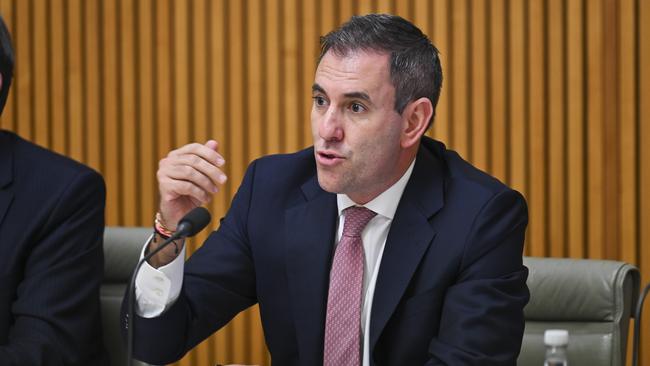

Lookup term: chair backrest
[102,226,153,366]
[518,257,640,366]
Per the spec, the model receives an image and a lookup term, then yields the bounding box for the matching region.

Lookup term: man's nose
[318,108,343,142]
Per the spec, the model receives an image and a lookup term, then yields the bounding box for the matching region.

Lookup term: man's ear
[401,97,433,148]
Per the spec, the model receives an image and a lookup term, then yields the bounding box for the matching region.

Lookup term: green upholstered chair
[518,257,640,366]
[102,226,153,366]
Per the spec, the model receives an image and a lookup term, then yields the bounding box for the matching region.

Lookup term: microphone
[144,207,211,261]
[126,207,212,366]
[171,206,212,239]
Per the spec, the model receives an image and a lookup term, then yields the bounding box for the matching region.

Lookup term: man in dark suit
[128,14,529,365]
[0,17,109,365]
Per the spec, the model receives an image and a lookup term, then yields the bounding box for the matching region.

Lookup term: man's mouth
[316,150,345,166]
[320,152,338,159]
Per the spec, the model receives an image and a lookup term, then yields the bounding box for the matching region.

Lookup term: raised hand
[148,140,227,267]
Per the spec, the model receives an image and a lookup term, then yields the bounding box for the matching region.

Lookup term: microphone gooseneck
[126,207,212,366]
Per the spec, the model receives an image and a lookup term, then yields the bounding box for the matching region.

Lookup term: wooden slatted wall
[0,0,648,365]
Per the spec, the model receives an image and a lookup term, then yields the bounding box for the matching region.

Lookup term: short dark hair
[0,16,14,116]
[319,14,443,129]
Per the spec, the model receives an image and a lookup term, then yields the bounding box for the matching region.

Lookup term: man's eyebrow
[343,91,371,103]
[312,84,326,95]
[312,84,373,105]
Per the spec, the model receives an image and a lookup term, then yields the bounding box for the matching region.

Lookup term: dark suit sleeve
[426,189,529,366]
[0,170,106,366]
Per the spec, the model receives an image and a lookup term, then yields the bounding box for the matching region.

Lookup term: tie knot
[342,206,376,237]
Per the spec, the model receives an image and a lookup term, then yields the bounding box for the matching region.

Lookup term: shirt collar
[337,159,416,220]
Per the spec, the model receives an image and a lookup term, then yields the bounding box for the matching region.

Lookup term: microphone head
[175,207,212,237]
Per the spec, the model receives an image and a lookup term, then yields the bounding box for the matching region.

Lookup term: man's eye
[313,96,327,106]
[350,103,366,113]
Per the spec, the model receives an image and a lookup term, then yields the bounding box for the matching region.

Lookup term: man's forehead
[316,49,389,74]
[313,50,391,94]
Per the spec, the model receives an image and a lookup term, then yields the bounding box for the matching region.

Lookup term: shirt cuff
[134,234,186,318]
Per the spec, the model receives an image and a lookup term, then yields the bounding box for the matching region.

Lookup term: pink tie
[323,206,377,366]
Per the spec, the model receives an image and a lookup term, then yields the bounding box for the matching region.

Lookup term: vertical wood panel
[430,0,449,143]
[639,0,650,364]
[618,0,637,265]
[528,0,547,257]
[282,0,300,152]
[338,0,354,23]
[50,0,65,154]
[136,0,155,226]
[358,0,375,15]
[67,0,84,162]
[489,0,507,181]
[566,0,586,259]
[154,0,173,163]
[548,0,566,258]
[450,0,469,158]
[32,0,47,147]
[119,0,138,225]
[508,0,529,256]
[301,0,317,147]
[226,0,245,192]
[190,0,207,146]
[412,0,430,38]
[265,0,281,155]
[101,0,121,225]
[207,0,228,250]
[14,0,31,140]
[602,0,620,261]
[470,0,488,172]
[376,0,394,14]
[586,0,606,258]
[248,0,264,161]
[0,1,648,365]
[395,0,411,20]
[85,0,102,172]
[172,0,189,146]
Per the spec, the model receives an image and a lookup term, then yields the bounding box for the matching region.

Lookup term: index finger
[170,141,225,167]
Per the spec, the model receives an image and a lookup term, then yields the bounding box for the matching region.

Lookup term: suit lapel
[0,132,15,227]
[369,140,445,351]
[285,175,337,365]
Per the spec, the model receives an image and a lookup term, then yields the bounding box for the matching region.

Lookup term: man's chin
[316,174,344,194]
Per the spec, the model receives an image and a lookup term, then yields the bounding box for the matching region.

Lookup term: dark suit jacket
[0,131,109,366]
[129,137,529,365]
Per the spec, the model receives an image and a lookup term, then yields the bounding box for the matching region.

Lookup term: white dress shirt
[135,160,416,366]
